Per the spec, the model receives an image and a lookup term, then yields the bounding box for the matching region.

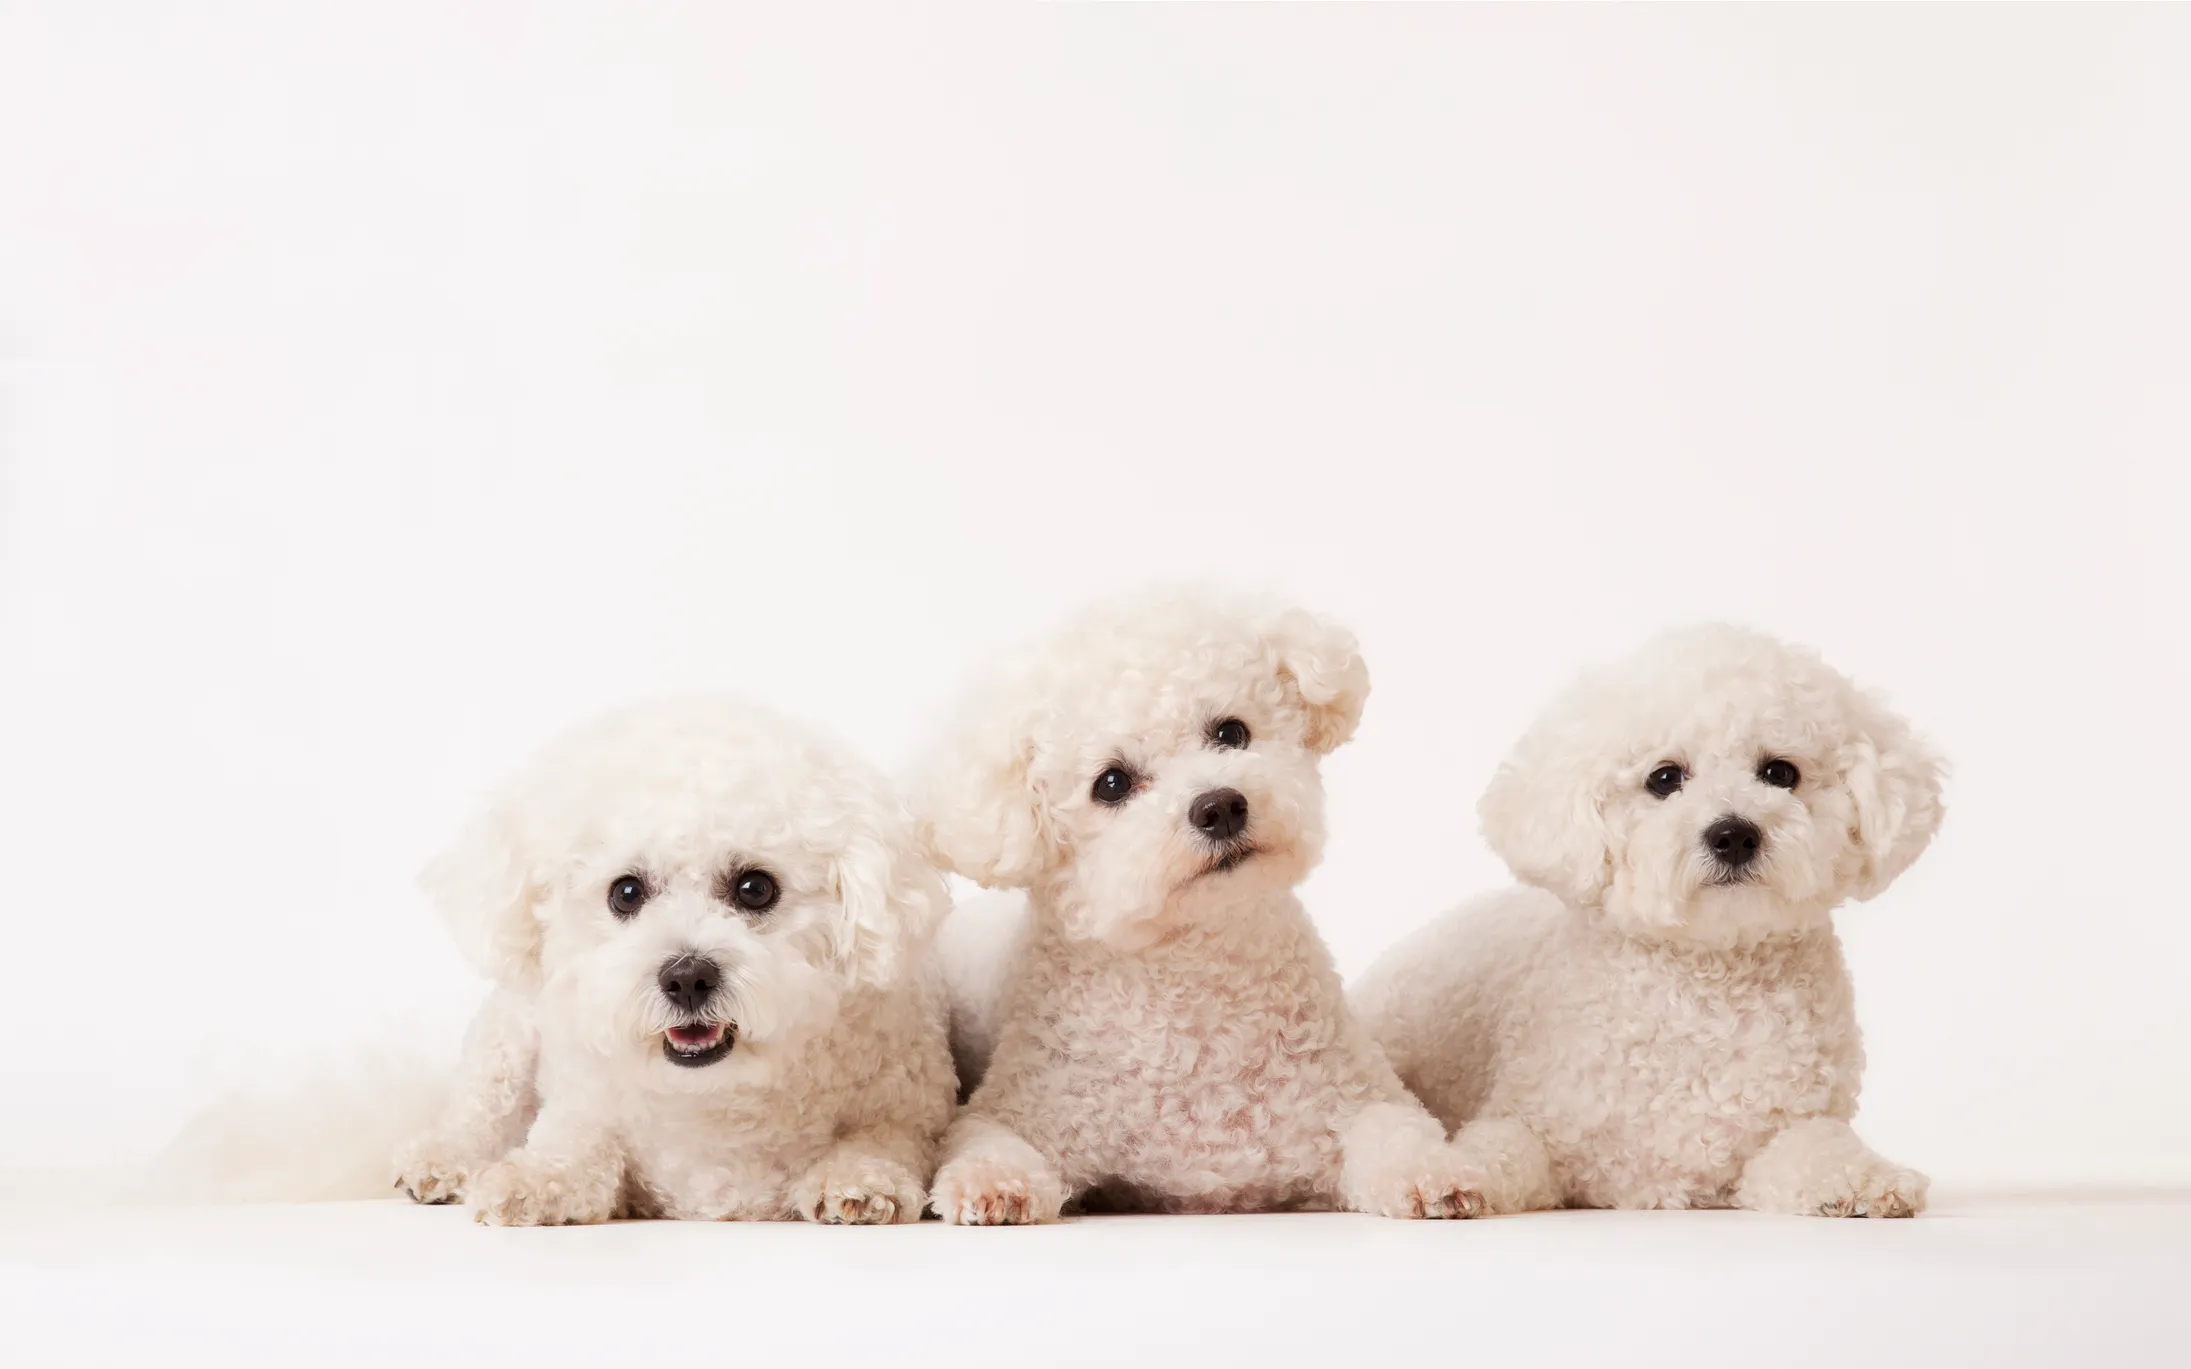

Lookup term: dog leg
[794,1127,932,1226]
[928,1115,1069,1225]
[1444,1115,1560,1214]
[1735,1117,1928,1218]
[466,1102,623,1227]
[393,988,539,1205]
[1336,1101,1486,1219]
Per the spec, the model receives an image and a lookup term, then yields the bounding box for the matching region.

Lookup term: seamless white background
[1,4,2186,1190]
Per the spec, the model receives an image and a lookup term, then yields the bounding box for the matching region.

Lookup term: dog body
[393,697,956,1225]
[1359,886,1869,1212]
[943,887,1436,1215]
[1355,625,1942,1217]
[918,588,1482,1222]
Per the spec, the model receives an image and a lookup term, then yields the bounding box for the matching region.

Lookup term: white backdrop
[2,4,2186,1188]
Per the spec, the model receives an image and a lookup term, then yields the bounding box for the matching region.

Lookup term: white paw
[1357,1152,1487,1220]
[392,1137,474,1206]
[929,1155,1065,1226]
[466,1157,616,1227]
[797,1157,926,1226]
[1811,1164,1929,1219]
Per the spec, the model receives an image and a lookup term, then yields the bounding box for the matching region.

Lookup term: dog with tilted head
[918,586,1483,1223]
[1354,625,1944,1217]
[392,696,956,1225]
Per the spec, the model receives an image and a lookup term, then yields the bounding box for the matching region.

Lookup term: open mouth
[662,1021,736,1068]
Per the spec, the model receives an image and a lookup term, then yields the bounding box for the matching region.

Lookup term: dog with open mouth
[918,586,1483,1222]
[392,697,956,1225]
[1353,625,1944,1217]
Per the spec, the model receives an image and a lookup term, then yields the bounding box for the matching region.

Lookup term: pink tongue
[669,1025,716,1045]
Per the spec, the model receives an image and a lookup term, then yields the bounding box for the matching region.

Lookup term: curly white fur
[918,586,1482,1222]
[1354,625,1943,1217]
[394,697,957,1225]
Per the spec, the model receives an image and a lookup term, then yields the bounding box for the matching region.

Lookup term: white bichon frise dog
[1354,625,1944,1218]
[917,587,1484,1223]
[392,697,957,1225]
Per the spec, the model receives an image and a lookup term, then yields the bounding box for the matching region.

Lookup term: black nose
[1703,816,1763,869]
[1189,787,1250,842]
[657,954,720,1013]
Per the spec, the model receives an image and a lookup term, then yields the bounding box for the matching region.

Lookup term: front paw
[1811,1163,1929,1219]
[797,1156,925,1226]
[1354,1150,1487,1220]
[467,1157,616,1227]
[1735,1119,1929,1219]
[929,1154,1066,1226]
[392,1136,474,1205]
[1743,1153,1930,1219]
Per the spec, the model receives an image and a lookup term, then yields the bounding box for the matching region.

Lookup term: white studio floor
[2,1189,2186,1368]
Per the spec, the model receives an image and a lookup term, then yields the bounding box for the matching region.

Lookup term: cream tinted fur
[918,587,1483,1221]
[1355,625,1943,1216]
[393,697,957,1225]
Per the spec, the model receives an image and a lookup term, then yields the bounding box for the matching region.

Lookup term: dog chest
[615,1091,839,1220]
[1032,933,1348,1086]
[1540,932,1862,1207]
[1004,931,1366,1199]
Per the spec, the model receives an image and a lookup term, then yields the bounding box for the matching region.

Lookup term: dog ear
[418,806,545,991]
[1268,607,1372,754]
[1478,728,1615,909]
[1840,690,1945,901]
[912,710,1054,889]
[829,821,951,987]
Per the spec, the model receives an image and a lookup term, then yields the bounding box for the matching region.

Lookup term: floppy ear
[1478,725,1615,909]
[1268,607,1371,754]
[417,806,545,991]
[911,710,1053,889]
[1840,690,1946,901]
[830,821,951,987]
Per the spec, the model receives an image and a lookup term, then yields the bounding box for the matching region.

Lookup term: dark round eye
[1645,764,1686,798]
[608,874,649,919]
[1759,759,1801,790]
[1211,718,1251,750]
[1092,766,1136,805]
[728,869,780,913]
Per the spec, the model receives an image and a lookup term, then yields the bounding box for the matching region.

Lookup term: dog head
[420,697,945,1089]
[915,585,1369,948]
[1480,625,1943,947]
